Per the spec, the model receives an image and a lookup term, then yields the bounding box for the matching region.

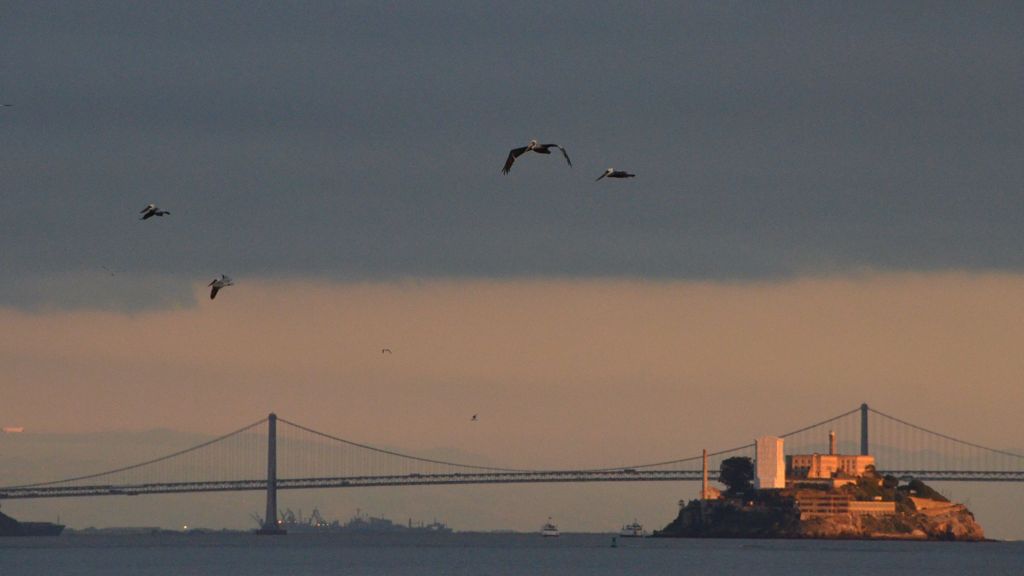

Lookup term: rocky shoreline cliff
[800,502,984,540]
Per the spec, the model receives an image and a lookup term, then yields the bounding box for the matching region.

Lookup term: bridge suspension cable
[867,407,1024,476]
[564,406,864,473]
[868,407,1024,460]
[778,406,861,440]
[1,417,268,491]
[275,417,528,474]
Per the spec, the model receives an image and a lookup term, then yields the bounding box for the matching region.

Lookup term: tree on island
[719,456,754,494]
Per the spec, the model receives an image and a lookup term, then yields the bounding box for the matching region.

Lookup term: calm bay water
[1,532,1021,575]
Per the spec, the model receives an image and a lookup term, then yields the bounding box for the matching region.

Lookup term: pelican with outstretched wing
[595,168,636,181]
[502,140,572,174]
[208,274,234,300]
[140,204,171,220]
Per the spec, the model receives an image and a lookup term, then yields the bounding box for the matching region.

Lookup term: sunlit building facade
[755,436,786,489]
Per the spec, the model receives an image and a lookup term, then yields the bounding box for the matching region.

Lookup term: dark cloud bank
[1,1,1022,309]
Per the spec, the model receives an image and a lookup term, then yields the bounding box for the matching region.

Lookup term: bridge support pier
[257,413,286,535]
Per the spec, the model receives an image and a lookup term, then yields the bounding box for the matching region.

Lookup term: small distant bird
[502,140,572,174]
[381,348,392,354]
[208,274,234,300]
[1,104,12,107]
[140,204,170,220]
[595,168,636,181]
[471,414,478,421]
[101,266,122,277]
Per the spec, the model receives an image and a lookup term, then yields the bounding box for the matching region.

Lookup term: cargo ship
[0,509,64,537]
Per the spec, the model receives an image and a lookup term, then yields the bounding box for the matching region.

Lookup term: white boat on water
[619,521,645,538]
[540,518,560,537]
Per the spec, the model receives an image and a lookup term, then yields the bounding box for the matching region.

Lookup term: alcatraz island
[656,431,984,540]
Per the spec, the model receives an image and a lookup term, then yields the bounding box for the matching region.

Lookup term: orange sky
[0,272,1019,448]
[2,273,1023,534]
[3,272,1022,457]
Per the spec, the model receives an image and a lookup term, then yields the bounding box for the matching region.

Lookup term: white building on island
[755,436,786,489]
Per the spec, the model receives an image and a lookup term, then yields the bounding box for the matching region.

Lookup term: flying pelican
[471,414,478,421]
[595,168,636,181]
[502,140,572,174]
[140,204,170,220]
[382,348,392,354]
[208,274,234,300]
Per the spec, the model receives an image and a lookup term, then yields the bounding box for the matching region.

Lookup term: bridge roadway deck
[1,469,1021,499]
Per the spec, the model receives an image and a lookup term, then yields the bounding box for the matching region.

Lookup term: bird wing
[140,212,153,220]
[543,145,571,167]
[502,146,528,174]
[210,286,220,299]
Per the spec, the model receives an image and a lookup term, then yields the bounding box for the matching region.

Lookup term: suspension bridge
[1,403,1021,534]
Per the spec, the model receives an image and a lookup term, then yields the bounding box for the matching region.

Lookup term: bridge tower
[860,403,869,456]
[257,413,286,535]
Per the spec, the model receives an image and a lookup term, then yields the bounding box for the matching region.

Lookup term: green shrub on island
[718,457,754,495]
[902,478,948,502]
